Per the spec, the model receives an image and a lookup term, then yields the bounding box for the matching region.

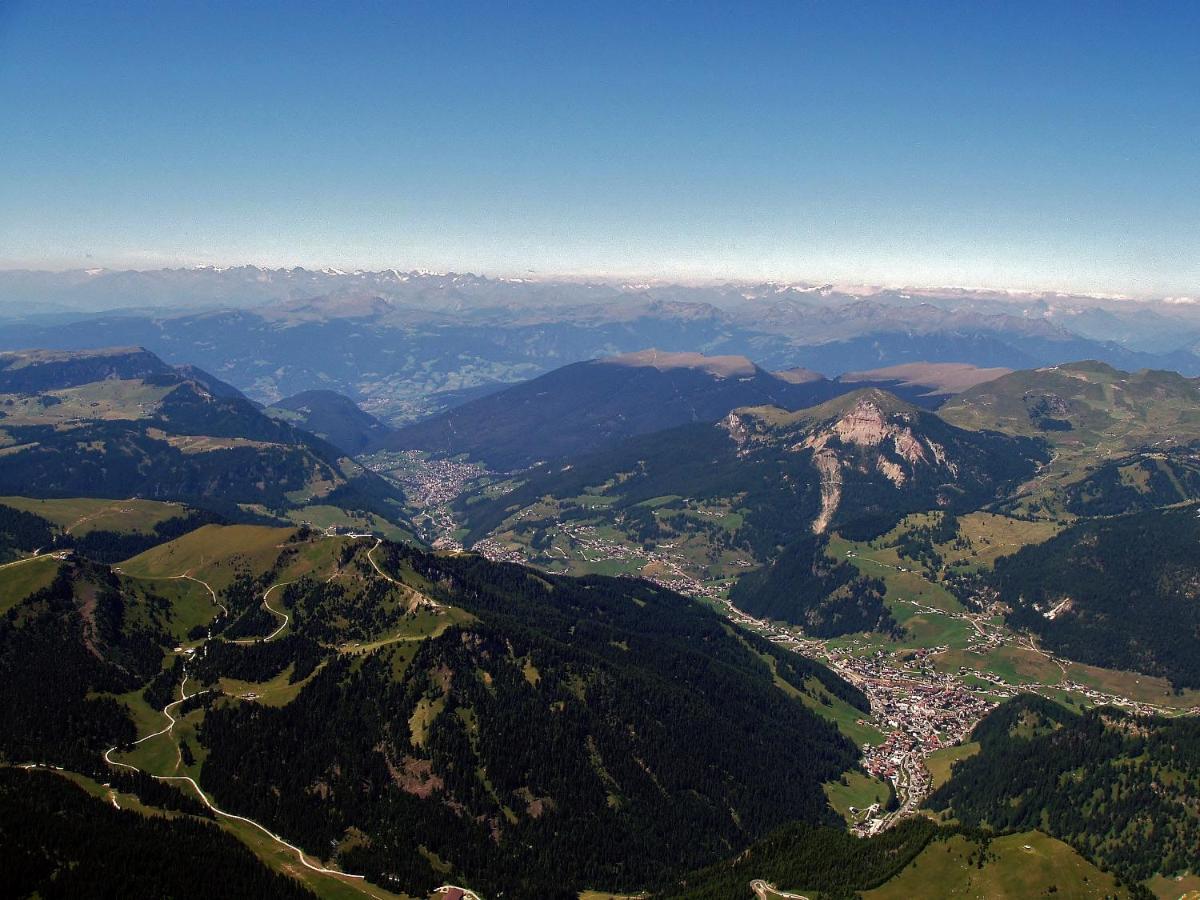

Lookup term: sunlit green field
[0,554,62,613]
[285,503,412,540]
[120,524,351,589]
[0,379,172,430]
[932,645,1061,686]
[0,495,187,534]
[863,830,1127,899]
[824,769,892,824]
[1146,872,1200,900]
[925,742,980,792]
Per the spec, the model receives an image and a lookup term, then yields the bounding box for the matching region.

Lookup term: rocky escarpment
[722,389,1035,536]
[797,395,959,532]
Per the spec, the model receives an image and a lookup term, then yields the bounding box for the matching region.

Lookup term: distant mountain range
[3,265,1198,350]
[5,334,1200,898]
[3,267,1200,424]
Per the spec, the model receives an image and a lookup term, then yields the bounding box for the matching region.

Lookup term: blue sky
[1,1,1197,294]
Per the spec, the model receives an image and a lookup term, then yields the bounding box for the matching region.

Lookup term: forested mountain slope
[728,532,897,636]
[989,505,1200,688]
[927,695,1200,885]
[197,541,867,896]
[2,768,315,900]
[0,558,172,770]
[1,522,869,898]
[0,347,408,526]
[658,817,943,899]
[1062,445,1200,516]
[457,389,1043,600]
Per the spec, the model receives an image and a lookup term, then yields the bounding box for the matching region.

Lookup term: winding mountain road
[94,534,478,899]
[364,536,442,610]
[232,580,295,644]
[100,575,375,889]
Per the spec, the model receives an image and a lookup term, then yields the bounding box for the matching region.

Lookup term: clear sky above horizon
[1,1,1197,295]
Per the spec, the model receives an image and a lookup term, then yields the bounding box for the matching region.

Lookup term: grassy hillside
[940,361,1200,445]
[838,361,1013,398]
[0,554,62,613]
[941,361,1200,515]
[862,830,1126,900]
[0,495,189,534]
[0,495,221,564]
[119,524,328,588]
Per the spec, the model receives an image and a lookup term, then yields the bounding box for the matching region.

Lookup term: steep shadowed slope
[266,389,393,455]
[381,350,849,469]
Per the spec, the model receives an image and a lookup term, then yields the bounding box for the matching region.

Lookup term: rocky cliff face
[798,396,959,531]
[722,389,1027,535]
